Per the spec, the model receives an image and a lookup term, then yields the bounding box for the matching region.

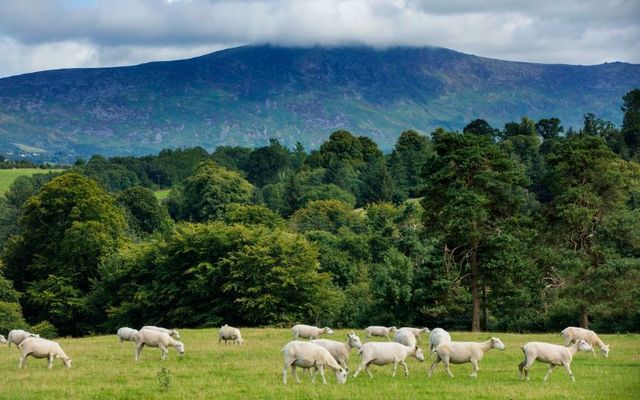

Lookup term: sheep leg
[282,366,288,384]
[365,364,374,378]
[470,359,479,378]
[400,360,409,376]
[48,353,54,369]
[562,362,575,382]
[428,358,441,377]
[318,365,327,384]
[518,359,526,380]
[134,342,144,361]
[353,361,366,378]
[19,353,28,369]
[292,365,301,383]
[160,346,168,361]
[392,360,398,377]
[443,357,454,378]
[543,364,555,382]
[310,367,317,384]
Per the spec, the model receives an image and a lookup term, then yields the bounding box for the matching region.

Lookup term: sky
[0,0,638,78]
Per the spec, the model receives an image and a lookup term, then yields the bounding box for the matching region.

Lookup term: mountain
[0,45,639,161]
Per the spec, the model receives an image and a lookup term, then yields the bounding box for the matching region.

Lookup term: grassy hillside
[0,169,62,195]
[1,45,638,162]
[2,329,638,399]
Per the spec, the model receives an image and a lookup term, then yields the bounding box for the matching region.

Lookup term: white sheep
[7,329,40,349]
[310,331,363,370]
[561,327,610,358]
[519,340,594,381]
[291,324,334,340]
[399,327,430,343]
[141,325,180,340]
[353,342,425,378]
[393,328,417,348]
[135,328,185,361]
[281,340,348,384]
[116,327,138,344]
[18,337,72,369]
[0,334,6,344]
[429,337,505,378]
[429,328,452,354]
[364,326,397,341]
[219,324,244,345]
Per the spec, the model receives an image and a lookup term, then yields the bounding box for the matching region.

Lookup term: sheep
[310,331,363,370]
[18,337,71,369]
[429,328,452,354]
[281,341,348,384]
[134,328,185,361]
[393,328,417,348]
[0,334,6,344]
[140,325,180,340]
[364,326,397,341]
[219,324,244,345]
[399,327,430,343]
[116,327,138,344]
[429,337,505,378]
[518,340,594,381]
[353,342,425,378]
[7,329,40,349]
[291,324,334,340]
[561,326,610,358]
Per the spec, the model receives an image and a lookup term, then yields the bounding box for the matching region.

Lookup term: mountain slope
[0,45,638,160]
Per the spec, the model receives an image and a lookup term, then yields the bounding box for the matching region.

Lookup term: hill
[0,45,638,161]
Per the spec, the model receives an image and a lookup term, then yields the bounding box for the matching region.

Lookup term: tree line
[1,89,639,337]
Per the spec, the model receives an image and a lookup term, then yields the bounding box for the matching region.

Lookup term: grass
[154,189,172,201]
[0,169,62,195]
[1,329,638,399]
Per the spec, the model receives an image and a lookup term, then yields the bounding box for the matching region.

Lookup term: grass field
[1,329,638,399]
[0,168,62,195]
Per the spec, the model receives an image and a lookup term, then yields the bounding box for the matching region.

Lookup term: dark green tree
[116,186,171,234]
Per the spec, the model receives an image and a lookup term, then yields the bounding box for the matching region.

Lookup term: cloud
[0,0,638,77]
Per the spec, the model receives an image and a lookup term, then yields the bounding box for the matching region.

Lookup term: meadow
[1,329,638,400]
[0,168,62,195]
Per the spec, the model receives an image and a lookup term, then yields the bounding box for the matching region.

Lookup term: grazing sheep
[353,342,425,378]
[399,327,430,343]
[561,327,610,358]
[281,341,348,384]
[219,324,244,345]
[0,335,6,344]
[429,328,452,354]
[311,331,363,370]
[429,337,506,378]
[519,340,594,382]
[393,329,417,348]
[116,327,138,344]
[18,337,71,369]
[135,329,185,361]
[291,324,334,340]
[364,326,397,341]
[141,326,180,340]
[7,329,40,349]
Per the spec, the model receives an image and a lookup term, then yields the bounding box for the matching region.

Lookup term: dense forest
[1,89,639,337]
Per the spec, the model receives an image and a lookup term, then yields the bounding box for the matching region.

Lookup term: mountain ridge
[1,44,638,161]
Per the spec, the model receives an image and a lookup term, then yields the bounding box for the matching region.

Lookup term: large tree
[421,130,528,331]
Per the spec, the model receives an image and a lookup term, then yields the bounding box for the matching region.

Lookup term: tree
[246,139,291,187]
[622,89,640,159]
[536,118,563,140]
[116,186,171,234]
[464,119,499,138]
[1,173,127,335]
[290,200,360,234]
[171,161,254,222]
[421,130,528,331]
[388,130,431,200]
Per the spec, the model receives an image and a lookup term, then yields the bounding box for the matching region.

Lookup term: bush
[0,301,27,333]
[30,321,59,338]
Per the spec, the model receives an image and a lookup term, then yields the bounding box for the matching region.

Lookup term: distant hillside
[0,45,638,161]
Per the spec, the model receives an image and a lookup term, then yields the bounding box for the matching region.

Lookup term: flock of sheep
[1,324,610,385]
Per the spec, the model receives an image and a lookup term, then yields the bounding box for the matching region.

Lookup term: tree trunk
[580,309,589,329]
[470,248,481,332]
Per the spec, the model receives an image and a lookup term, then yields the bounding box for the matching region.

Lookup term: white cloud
[0,0,638,77]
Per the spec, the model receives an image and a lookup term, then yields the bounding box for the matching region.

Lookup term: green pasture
[0,169,62,195]
[1,329,638,399]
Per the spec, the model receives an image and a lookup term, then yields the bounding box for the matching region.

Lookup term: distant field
[1,329,638,399]
[0,169,62,195]
[154,189,171,200]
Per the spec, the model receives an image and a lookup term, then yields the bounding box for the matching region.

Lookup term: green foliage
[157,367,172,392]
[246,139,291,187]
[222,203,285,229]
[170,161,254,222]
[29,320,59,338]
[387,130,431,200]
[116,186,171,234]
[622,89,640,159]
[290,200,360,234]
